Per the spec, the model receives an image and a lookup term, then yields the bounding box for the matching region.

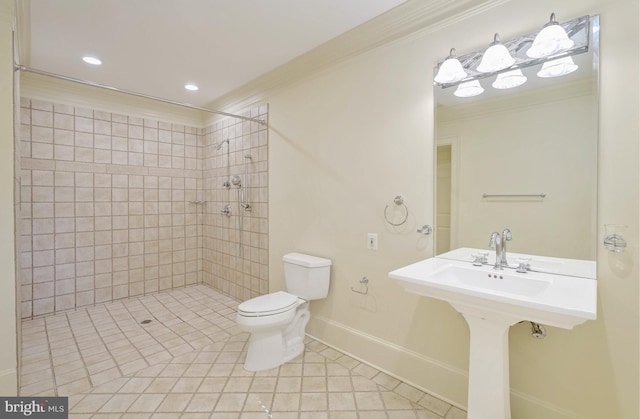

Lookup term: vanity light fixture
[82,56,102,65]
[184,83,199,91]
[476,34,515,73]
[492,69,527,89]
[434,48,468,84]
[454,80,484,98]
[537,56,578,78]
[527,13,575,58]
[433,14,590,98]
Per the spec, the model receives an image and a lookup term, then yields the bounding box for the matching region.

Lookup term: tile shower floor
[20,285,467,418]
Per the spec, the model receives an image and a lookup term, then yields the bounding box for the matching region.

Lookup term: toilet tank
[283,253,332,300]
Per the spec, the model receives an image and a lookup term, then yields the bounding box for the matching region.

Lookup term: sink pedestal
[453,304,521,419]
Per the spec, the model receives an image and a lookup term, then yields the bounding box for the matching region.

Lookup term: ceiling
[22,0,406,107]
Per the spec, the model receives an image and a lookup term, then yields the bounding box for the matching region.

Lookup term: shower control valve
[221,204,232,217]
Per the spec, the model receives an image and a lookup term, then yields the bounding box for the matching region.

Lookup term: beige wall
[261,0,638,418]
[0,0,17,395]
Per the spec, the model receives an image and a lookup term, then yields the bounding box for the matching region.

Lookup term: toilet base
[244,330,289,371]
[242,304,310,371]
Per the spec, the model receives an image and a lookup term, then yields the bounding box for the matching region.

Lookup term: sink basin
[436,264,551,296]
[389,250,597,419]
[389,255,596,329]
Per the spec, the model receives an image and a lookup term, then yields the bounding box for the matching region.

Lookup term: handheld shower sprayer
[231,175,251,209]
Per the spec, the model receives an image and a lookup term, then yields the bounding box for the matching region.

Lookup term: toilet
[235,252,331,371]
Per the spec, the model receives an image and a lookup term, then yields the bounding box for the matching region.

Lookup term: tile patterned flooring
[20,285,467,418]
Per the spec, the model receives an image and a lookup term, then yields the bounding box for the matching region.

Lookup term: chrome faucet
[489,228,512,269]
[489,232,502,269]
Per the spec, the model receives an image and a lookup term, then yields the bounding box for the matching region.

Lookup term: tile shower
[18,98,269,319]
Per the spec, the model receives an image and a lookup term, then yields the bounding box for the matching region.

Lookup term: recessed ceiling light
[184,84,199,91]
[82,56,102,65]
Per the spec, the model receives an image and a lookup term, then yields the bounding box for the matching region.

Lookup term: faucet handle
[516,257,531,273]
[471,252,489,266]
[502,228,512,241]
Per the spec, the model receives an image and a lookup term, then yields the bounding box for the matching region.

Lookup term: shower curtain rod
[14,64,266,125]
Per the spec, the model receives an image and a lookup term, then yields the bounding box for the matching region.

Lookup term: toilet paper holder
[351,277,369,295]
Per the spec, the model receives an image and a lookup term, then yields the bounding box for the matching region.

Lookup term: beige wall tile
[21,99,266,318]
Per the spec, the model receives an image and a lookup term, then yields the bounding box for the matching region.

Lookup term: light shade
[537,56,578,78]
[184,83,199,91]
[454,80,484,98]
[527,13,574,58]
[477,34,515,73]
[492,69,527,89]
[434,48,468,84]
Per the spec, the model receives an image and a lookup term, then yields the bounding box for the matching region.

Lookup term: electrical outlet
[367,233,378,250]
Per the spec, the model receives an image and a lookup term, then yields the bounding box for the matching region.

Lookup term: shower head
[231,175,242,187]
[215,138,230,150]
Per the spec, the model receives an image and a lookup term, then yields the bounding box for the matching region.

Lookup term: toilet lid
[238,291,300,317]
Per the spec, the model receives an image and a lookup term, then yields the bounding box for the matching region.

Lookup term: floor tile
[19,285,465,418]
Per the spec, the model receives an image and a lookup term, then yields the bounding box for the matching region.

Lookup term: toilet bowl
[236,291,309,371]
[235,253,331,371]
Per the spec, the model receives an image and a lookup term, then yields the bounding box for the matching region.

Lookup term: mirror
[434,16,599,270]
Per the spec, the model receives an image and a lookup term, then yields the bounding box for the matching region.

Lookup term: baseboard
[510,390,582,419]
[0,368,17,396]
[308,315,581,419]
[307,314,468,409]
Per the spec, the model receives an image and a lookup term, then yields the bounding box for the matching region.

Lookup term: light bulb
[82,56,102,65]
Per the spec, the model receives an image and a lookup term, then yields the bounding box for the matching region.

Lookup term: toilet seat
[238,291,301,317]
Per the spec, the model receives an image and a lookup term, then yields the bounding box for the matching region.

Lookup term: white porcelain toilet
[235,252,331,371]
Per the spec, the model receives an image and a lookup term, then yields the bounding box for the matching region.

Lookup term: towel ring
[384,195,409,226]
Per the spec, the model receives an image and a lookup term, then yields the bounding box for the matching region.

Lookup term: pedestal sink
[388,248,597,419]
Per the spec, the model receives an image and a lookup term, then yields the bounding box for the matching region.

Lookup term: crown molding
[206,0,511,115]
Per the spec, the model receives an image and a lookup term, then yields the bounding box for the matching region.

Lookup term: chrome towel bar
[482,193,546,198]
